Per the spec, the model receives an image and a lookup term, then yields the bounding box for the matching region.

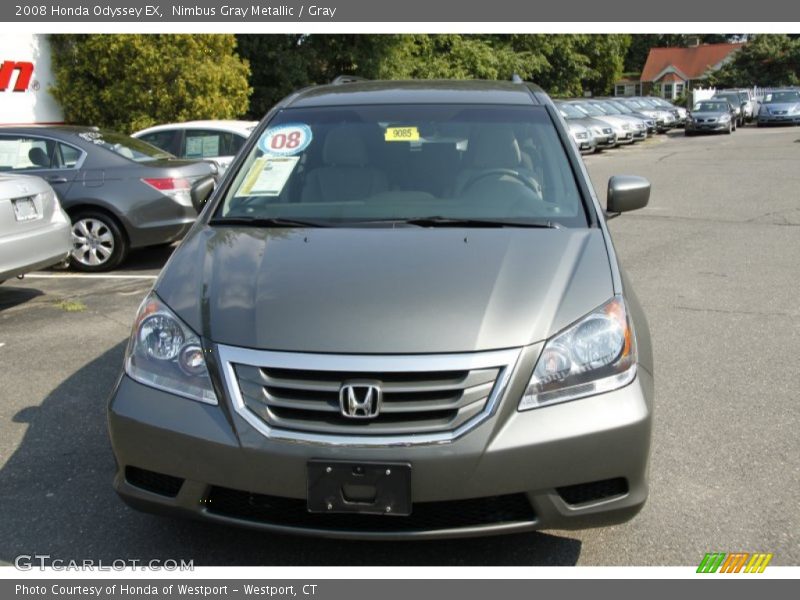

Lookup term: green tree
[238,34,632,116]
[49,34,251,133]
[709,34,800,87]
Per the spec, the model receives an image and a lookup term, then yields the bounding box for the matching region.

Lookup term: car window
[693,102,727,112]
[229,134,247,154]
[183,129,242,159]
[74,130,173,162]
[138,130,182,156]
[216,104,588,228]
[0,135,59,171]
[57,142,83,168]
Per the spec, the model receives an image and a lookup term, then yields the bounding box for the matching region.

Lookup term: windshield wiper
[396,217,562,229]
[208,217,330,228]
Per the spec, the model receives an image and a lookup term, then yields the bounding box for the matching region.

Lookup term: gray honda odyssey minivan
[108,79,654,539]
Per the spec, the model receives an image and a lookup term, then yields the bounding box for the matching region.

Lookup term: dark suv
[108,79,654,539]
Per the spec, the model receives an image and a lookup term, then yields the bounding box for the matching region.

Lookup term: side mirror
[607,175,650,215]
[190,175,216,214]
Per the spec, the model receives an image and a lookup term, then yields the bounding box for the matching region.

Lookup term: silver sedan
[0,174,71,283]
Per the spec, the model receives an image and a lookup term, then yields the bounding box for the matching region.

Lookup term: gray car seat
[301,126,388,203]
[452,126,540,197]
[28,147,50,168]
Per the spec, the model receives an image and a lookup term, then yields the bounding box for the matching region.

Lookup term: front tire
[69,211,128,272]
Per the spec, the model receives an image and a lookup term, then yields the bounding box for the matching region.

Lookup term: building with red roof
[615,42,746,100]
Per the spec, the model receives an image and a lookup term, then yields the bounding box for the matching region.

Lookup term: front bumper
[616,131,636,144]
[108,348,653,539]
[593,133,617,149]
[757,114,800,125]
[686,121,731,133]
[573,137,597,153]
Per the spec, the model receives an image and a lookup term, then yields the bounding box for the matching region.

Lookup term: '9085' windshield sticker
[258,123,313,156]
[384,126,420,142]
[236,156,299,197]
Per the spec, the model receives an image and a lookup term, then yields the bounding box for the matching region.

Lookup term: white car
[0,174,71,283]
[132,120,258,173]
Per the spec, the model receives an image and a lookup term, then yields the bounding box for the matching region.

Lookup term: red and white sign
[0,35,63,124]
[0,61,35,92]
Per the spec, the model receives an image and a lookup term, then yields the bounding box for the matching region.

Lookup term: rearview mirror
[607,175,650,215]
[190,175,216,214]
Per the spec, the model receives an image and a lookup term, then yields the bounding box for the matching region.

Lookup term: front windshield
[596,102,622,115]
[764,90,800,104]
[714,94,739,104]
[608,101,633,114]
[557,103,586,119]
[74,130,173,162]
[216,104,587,227]
[572,103,604,117]
[694,102,728,112]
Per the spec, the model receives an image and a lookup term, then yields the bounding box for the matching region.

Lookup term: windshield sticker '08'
[258,123,313,156]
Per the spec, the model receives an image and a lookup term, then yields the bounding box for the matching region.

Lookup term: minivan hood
[156,226,614,354]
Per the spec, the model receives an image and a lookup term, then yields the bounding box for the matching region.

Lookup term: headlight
[719,113,731,122]
[622,123,631,131]
[575,132,588,140]
[125,293,218,404]
[519,296,636,410]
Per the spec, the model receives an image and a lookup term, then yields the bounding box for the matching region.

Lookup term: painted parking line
[23,274,157,280]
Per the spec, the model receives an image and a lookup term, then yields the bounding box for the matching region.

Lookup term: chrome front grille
[218,345,520,446]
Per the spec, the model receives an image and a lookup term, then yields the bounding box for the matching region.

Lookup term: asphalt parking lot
[1,126,798,566]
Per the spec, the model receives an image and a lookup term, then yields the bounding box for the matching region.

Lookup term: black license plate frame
[307,460,412,516]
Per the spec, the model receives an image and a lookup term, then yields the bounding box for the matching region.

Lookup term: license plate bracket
[12,197,39,222]
[307,460,411,516]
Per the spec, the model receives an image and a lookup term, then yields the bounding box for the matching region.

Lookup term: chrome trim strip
[217,344,522,448]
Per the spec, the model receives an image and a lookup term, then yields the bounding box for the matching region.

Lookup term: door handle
[47,176,68,184]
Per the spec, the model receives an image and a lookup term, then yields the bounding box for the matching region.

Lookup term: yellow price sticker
[384,126,420,142]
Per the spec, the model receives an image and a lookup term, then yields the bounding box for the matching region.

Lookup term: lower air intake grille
[125,466,184,497]
[557,477,628,505]
[205,487,535,532]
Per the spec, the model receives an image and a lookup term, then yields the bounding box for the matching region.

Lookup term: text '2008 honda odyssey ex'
[108,79,654,539]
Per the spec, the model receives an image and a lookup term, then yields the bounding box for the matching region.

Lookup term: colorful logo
[697,552,773,573]
[0,61,35,92]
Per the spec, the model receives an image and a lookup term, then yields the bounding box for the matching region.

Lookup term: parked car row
[0,121,257,277]
[557,96,685,154]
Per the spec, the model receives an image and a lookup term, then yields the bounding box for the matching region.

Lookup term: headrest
[28,147,49,168]
[323,126,368,167]
[467,126,521,169]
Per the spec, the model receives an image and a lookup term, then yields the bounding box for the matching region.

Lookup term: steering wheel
[462,168,542,197]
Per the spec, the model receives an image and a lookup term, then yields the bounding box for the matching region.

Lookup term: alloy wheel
[71,217,116,267]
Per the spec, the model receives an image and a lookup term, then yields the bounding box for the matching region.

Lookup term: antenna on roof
[331,75,369,85]
[511,73,524,84]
